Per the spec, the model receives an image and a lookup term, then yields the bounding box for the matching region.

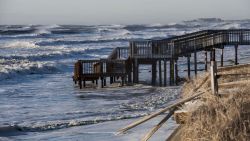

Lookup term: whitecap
[3,41,39,49]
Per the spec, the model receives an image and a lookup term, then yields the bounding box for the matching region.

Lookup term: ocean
[0,18,250,141]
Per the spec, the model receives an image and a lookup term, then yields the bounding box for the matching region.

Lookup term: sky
[0,0,250,25]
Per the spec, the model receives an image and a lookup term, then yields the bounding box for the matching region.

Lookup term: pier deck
[73,29,250,88]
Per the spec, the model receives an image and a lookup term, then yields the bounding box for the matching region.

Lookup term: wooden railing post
[210,61,218,95]
[76,61,83,89]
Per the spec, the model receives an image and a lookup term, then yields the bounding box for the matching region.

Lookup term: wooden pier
[73,29,250,88]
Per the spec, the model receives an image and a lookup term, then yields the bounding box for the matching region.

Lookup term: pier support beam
[175,59,178,85]
[211,48,216,61]
[205,51,208,71]
[121,76,125,86]
[79,79,82,89]
[187,56,191,79]
[159,60,162,87]
[170,60,175,86]
[235,45,238,65]
[220,48,224,67]
[101,77,104,88]
[128,72,132,83]
[127,60,132,84]
[151,61,157,86]
[83,80,86,88]
[104,78,106,86]
[110,77,113,84]
[133,59,139,83]
[194,51,197,76]
[164,59,167,86]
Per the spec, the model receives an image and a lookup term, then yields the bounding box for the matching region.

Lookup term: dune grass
[179,64,250,141]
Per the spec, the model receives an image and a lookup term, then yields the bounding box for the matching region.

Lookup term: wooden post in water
[79,79,82,89]
[127,61,132,83]
[164,59,167,86]
[76,61,83,89]
[104,77,107,86]
[194,51,197,76]
[159,60,162,87]
[133,59,139,83]
[175,59,178,85]
[121,76,125,86]
[83,80,86,88]
[210,61,218,95]
[235,45,238,65]
[170,60,175,85]
[110,77,113,84]
[220,48,224,67]
[187,56,191,79]
[152,61,157,86]
[101,77,104,88]
[204,51,208,71]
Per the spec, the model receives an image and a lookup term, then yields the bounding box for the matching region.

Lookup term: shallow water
[1,18,250,140]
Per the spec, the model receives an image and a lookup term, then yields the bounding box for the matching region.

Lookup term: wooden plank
[141,108,176,141]
[219,80,250,88]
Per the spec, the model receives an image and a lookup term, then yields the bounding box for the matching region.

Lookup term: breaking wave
[0,114,146,133]
[3,41,39,48]
[0,59,60,80]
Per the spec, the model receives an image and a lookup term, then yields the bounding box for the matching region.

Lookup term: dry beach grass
[178,64,250,141]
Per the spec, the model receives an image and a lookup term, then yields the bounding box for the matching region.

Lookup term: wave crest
[0,59,59,80]
[4,41,38,48]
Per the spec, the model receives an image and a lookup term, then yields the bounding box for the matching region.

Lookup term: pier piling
[159,60,162,87]
[235,45,238,65]
[164,59,167,86]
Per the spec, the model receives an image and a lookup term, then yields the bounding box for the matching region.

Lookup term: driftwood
[141,108,176,141]
[117,91,205,134]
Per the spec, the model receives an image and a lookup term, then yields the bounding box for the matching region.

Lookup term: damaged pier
[73,29,250,88]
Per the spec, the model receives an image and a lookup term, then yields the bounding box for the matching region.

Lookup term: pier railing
[130,40,174,58]
[108,47,129,60]
[129,29,250,58]
[75,59,128,76]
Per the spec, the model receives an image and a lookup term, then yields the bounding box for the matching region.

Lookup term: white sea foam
[0,59,59,79]
[3,41,39,48]
[220,23,241,29]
